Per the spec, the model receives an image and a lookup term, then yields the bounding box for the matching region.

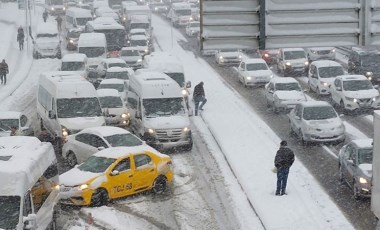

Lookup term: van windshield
[105,71,129,80]
[57,98,102,118]
[78,47,106,58]
[78,156,115,173]
[0,119,19,131]
[61,62,85,71]
[98,84,124,92]
[143,97,186,117]
[76,17,93,26]
[104,133,143,147]
[165,72,185,87]
[99,96,123,108]
[0,196,20,230]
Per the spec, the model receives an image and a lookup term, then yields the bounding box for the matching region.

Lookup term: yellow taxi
[59,146,173,206]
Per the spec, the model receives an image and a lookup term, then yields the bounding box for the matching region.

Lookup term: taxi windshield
[78,156,116,173]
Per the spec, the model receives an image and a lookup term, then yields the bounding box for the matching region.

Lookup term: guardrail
[335,46,351,57]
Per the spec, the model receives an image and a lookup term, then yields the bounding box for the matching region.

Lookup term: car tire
[152,176,167,194]
[91,188,109,207]
[183,138,193,151]
[66,152,78,168]
[340,100,347,114]
[353,180,360,200]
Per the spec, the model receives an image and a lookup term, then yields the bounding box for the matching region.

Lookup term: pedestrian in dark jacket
[193,81,207,116]
[0,59,9,85]
[38,127,55,144]
[17,27,25,51]
[55,15,63,31]
[274,140,295,196]
[43,9,48,22]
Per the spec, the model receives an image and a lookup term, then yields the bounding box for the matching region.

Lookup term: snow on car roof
[307,47,334,51]
[93,16,117,24]
[270,77,298,84]
[78,33,106,47]
[94,146,163,159]
[103,58,126,64]
[97,88,120,97]
[0,137,55,196]
[0,111,21,119]
[312,60,342,68]
[245,58,267,64]
[338,75,368,81]
[282,48,305,52]
[300,100,331,107]
[144,52,184,73]
[62,53,87,62]
[66,7,92,17]
[130,34,148,40]
[79,126,130,137]
[36,22,58,34]
[352,139,373,149]
[100,78,125,84]
[130,28,146,33]
[106,67,130,72]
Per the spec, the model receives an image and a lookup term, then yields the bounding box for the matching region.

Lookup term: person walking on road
[17,26,25,50]
[274,140,295,196]
[55,15,63,32]
[193,81,207,116]
[0,59,9,85]
[10,126,24,136]
[43,9,48,22]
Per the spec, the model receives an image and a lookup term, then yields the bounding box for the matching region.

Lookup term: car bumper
[59,187,93,206]
[343,100,380,111]
[144,131,192,150]
[105,116,130,127]
[245,76,272,85]
[303,132,345,143]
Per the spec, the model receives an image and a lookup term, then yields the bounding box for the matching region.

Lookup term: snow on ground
[152,14,354,229]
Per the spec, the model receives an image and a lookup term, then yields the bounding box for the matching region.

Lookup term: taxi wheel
[66,152,78,168]
[91,189,109,207]
[153,176,167,194]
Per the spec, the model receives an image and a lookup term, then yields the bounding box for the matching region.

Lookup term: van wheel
[152,176,167,194]
[66,152,77,168]
[91,188,109,207]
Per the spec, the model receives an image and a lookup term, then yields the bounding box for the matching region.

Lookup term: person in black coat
[193,81,207,116]
[43,9,48,22]
[17,26,25,51]
[0,59,9,85]
[274,140,295,196]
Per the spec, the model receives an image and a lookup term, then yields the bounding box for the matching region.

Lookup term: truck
[372,111,380,228]
[121,4,151,30]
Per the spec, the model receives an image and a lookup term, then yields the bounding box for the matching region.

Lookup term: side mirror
[23,214,37,229]
[48,110,56,119]
[110,170,120,176]
[347,159,354,165]
[186,81,191,88]
[294,115,301,120]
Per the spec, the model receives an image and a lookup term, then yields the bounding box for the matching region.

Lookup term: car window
[20,115,27,127]
[113,157,131,172]
[294,105,302,118]
[75,133,92,145]
[334,79,341,88]
[89,135,108,148]
[134,154,152,168]
[344,145,354,160]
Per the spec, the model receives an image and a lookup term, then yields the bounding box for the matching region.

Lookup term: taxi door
[106,157,135,199]
[132,154,157,191]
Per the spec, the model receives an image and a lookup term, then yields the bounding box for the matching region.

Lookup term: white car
[119,47,143,69]
[128,28,150,41]
[97,78,128,102]
[105,67,134,86]
[237,58,273,87]
[306,47,336,62]
[308,60,345,95]
[0,111,34,137]
[215,49,245,66]
[277,48,309,77]
[289,101,345,144]
[186,21,200,36]
[97,89,130,127]
[62,126,146,167]
[330,75,380,112]
[96,58,128,78]
[128,34,151,55]
[33,23,61,59]
[264,77,307,113]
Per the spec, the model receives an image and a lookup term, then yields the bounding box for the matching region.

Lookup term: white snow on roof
[100,78,125,84]
[130,28,146,33]
[312,60,342,68]
[338,75,368,81]
[78,33,106,47]
[0,111,21,119]
[62,53,87,62]
[94,146,164,159]
[0,137,55,196]
[79,126,131,137]
[66,7,92,17]
[88,20,124,30]
[245,58,267,64]
[130,34,148,40]
[300,100,331,107]
[282,48,305,52]
[97,88,120,97]
[352,139,373,149]
[271,77,298,84]
[106,67,130,73]
[104,58,126,64]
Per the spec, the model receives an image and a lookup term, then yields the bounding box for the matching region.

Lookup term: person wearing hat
[274,140,295,196]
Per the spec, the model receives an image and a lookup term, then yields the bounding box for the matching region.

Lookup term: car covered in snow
[264,77,307,113]
[277,48,309,77]
[215,49,245,66]
[0,111,34,137]
[97,89,130,127]
[330,75,380,112]
[305,47,336,62]
[104,67,134,86]
[59,146,173,206]
[308,60,345,95]
[119,47,143,69]
[289,101,345,144]
[339,139,373,199]
[128,34,152,56]
[97,78,128,101]
[185,21,200,37]
[62,126,143,167]
[59,53,87,77]
[65,28,82,50]
[33,23,61,59]
[128,28,150,42]
[237,58,273,87]
[96,58,128,78]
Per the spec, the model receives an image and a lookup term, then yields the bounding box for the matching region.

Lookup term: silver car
[338,139,373,199]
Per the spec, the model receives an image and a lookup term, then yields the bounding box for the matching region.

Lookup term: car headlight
[359,177,368,184]
[155,7,158,10]
[373,96,380,101]
[269,74,274,78]
[366,71,373,76]
[137,59,142,63]
[145,49,149,53]
[148,128,155,134]
[63,7,66,10]
[79,184,88,190]
[183,127,190,132]
[181,89,188,96]
[304,61,309,66]
[285,62,291,66]
[121,113,129,118]
[311,50,317,54]
[345,97,357,103]
[321,81,328,87]
[51,7,55,10]
[238,55,242,59]
[331,48,336,53]
[69,39,74,44]
[219,56,224,60]
[246,76,252,80]
[54,184,60,190]
[264,53,269,58]
[62,127,69,137]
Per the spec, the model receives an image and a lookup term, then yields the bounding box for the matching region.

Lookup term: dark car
[66,28,82,50]
[348,47,380,84]
[260,49,279,65]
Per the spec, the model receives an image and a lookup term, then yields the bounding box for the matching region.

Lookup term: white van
[77,33,107,79]
[0,136,59,230]
[168,2,192,27]
[65,7,93,30]
[127,70,192,150]
[95,6,120,23]
[32,23,61,59]
[37,72,105,143]
[60,53,88,77]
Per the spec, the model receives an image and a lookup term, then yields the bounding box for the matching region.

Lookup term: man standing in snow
[43,9,48,22]
[17,26,25,51]
[55,15,63,32]
[193,81,207,116]
[274,140,295,196]
[0,59,9,85]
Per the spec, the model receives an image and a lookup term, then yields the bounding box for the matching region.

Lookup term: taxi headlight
[359,177,368,184]
[183,127,190,132]
[285,62,291,66]
[79,184,88,190]
[148,128,155,134]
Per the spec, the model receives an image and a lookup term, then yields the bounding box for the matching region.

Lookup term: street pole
[25,0,29,54]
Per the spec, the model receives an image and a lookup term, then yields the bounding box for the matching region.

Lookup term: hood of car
[358,163,372,178]
[0,131,11,137]
[219,52,241,58]
[248,70,273,77]
[60,166,104,187]
[274,91,306,101]
[144,115,190,129]
[59,117,105,131]
[35,38,60,48]
[306,117,342,128]
[344,89,379,99]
